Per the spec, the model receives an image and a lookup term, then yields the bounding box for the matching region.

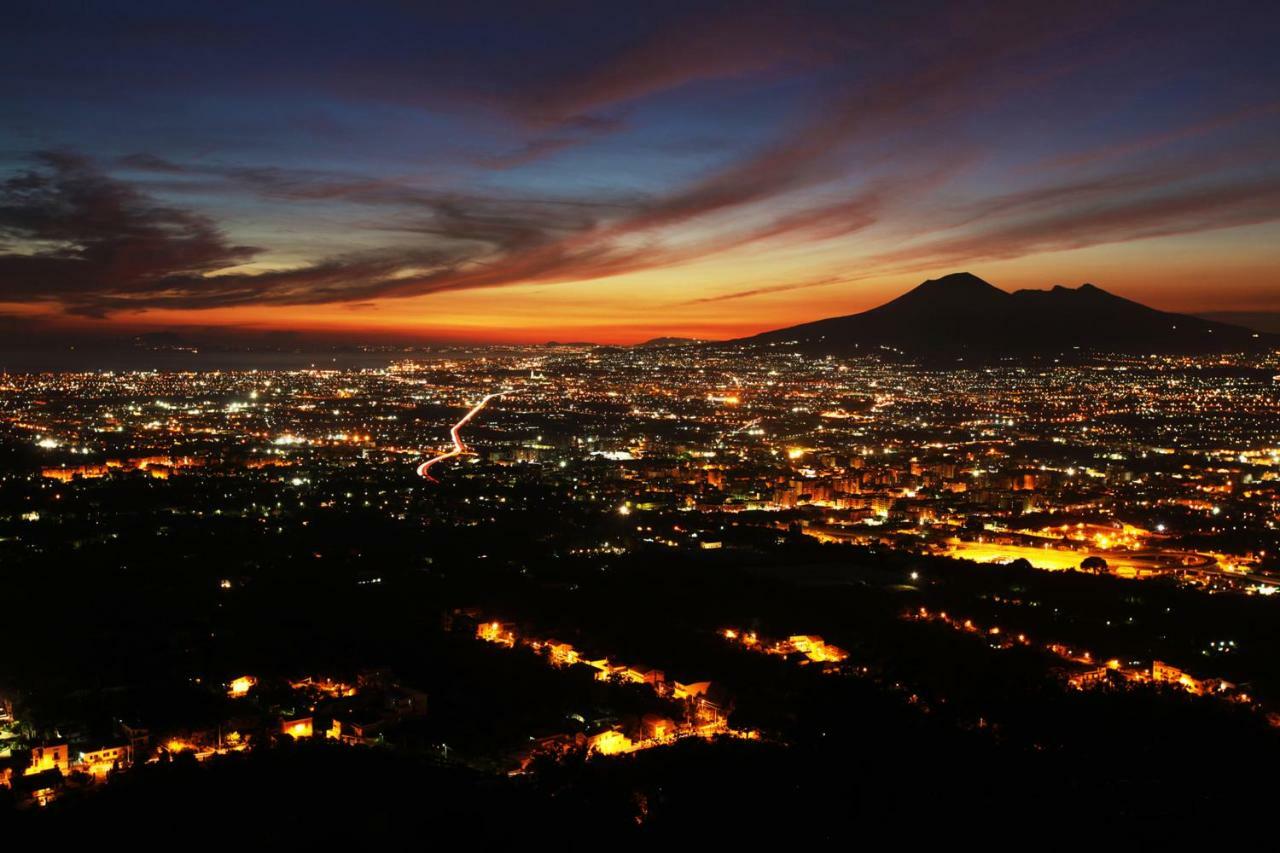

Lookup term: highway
[416,392,506,481]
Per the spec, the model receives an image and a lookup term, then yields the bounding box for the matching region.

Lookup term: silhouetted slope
[737,272,1275,357]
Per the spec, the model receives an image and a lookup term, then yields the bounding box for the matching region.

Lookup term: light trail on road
[716,417,761,444]
[416,392,506,481]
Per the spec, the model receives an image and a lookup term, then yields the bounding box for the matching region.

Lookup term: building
[588,729,633,755]
[673,681,733,725]
[26,743,69,776]
[281,717,314,739]
[76,745,129,778]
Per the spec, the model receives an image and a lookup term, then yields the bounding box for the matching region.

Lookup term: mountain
[635,336,702,348]
[735,272,1277,358]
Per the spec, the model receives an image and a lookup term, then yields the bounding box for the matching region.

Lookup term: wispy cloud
[4,2,1277,325]
[867,176,1280,272]
[682,275,853,305]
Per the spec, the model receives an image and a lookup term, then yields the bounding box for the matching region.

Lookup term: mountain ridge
[732,272,1276,357]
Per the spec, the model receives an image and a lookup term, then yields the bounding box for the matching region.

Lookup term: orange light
[282,719,313,739]
[228,675,257,697]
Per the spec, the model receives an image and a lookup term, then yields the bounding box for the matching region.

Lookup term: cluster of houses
[0,669,426,808]
[1066,657,1244,700]
[907,606,1267,720]
[720,628,850,664]
[40,454,201,483]
[0,741,131,807]
[269,670,427,749]
[450,609,751,769]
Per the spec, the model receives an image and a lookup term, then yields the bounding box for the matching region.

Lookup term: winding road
[416,392,506,481]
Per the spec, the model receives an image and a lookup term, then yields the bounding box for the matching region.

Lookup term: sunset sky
[2,0,1278,345]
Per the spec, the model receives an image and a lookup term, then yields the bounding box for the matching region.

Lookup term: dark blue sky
[2,0,1278,343]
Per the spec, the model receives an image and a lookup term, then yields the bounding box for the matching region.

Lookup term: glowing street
[416,392,506,481]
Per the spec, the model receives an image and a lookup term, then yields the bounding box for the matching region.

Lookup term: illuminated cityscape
[3,0,1280,842]
[3,334,1280,833]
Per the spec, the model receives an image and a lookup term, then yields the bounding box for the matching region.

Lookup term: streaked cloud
[1,0,1277,341]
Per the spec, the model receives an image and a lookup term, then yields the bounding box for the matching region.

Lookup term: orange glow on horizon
[9,242,1280,347]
